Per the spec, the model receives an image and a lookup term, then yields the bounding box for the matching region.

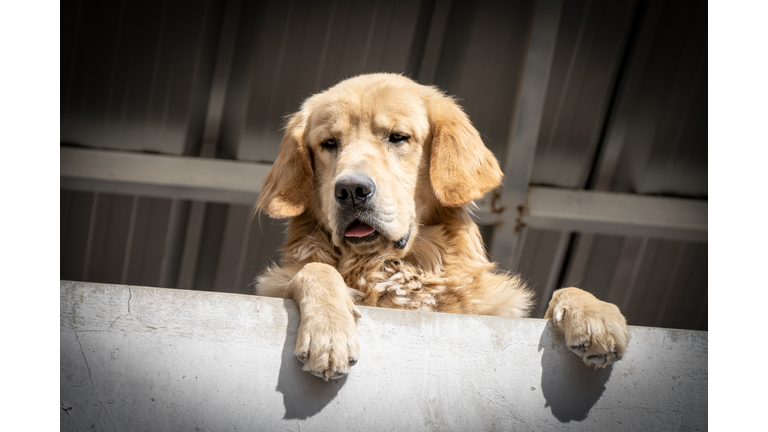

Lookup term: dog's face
[256,73,503,256]
[305,81,432,255]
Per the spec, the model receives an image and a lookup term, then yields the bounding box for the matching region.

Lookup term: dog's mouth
[342,219,411,250]
[344,220,380,243]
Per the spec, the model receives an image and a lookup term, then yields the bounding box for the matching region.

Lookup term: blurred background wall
[60,0,707,330]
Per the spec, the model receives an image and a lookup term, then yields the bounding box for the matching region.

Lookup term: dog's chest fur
[277,209,501,315]
[342,257,457,311]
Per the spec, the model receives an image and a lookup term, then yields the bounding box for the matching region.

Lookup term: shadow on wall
[272,301,612,422]
[538,321,612,422]
[275,300,347,419]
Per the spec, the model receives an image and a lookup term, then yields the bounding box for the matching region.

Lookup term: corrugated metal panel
[513,228,567,318]
[431,0,534,158]
[60,191,287,293]
[61,190,95,282]
[84,193,135,284]
[211,207,286,293]
[60,0,707,331]
[495,0,707,330]
[220,0,432,162]
[531,0,636,189]
[61,0,223,155]
[594,0,707,197]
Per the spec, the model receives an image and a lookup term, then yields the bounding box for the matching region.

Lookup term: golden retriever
[255,73,629,380]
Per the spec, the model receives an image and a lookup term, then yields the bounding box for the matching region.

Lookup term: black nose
[335,174,376,207]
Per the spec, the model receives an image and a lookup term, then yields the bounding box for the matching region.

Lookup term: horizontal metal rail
[525,187,707,242]
[61,147,707,242]
[475,187,707,243]
[60,147,270,205]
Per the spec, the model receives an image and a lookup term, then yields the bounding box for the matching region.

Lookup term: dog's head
[256,73,503,256]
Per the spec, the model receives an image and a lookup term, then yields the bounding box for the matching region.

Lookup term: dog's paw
[294,301,360,381]
[545,287,630,369]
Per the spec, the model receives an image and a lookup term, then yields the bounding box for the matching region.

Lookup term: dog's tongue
[345,221,375,237]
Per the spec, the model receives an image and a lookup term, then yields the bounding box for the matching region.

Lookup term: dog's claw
[308,369,325,379]
[587,354,606,365]
[307,368,348,381]
[330,371,347,379]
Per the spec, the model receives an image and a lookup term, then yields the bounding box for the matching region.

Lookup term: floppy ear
[255,112,313,218]
[428,94,503,207]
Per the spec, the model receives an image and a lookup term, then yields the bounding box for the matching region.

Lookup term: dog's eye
[389,133,409,144]
[321,138,338,150]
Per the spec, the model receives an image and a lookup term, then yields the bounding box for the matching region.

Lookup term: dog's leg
[288,263,361,380]
[544,287,630,369]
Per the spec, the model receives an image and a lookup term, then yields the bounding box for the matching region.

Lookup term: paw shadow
[276,299,347,420]
[538,321,612,423]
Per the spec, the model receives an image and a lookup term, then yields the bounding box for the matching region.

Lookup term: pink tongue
[345,221,375,237]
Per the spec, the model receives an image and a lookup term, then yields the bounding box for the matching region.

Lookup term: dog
[254,73,629,380]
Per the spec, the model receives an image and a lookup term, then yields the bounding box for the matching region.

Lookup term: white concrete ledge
[60,281,707,431]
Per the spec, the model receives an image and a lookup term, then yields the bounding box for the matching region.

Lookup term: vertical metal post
[175,0,242,289]
[490,0,563,272]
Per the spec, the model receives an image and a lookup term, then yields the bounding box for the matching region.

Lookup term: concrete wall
[60,281,707,431]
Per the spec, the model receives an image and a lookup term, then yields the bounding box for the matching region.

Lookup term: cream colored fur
[255,73,629,378]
